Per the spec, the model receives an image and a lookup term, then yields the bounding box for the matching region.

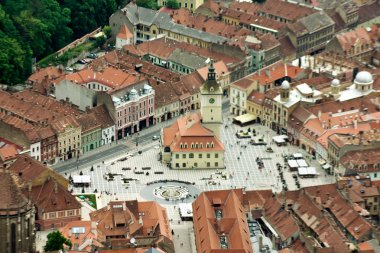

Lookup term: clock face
[209,98,215,104]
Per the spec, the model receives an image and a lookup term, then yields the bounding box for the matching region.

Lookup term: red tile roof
[64,67,140,90]
[162,113,224,152]
[24,177,81,213]
[117,25,133,40]
[193,189,253,253]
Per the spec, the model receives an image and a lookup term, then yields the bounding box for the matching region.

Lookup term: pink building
[99,80,155,140]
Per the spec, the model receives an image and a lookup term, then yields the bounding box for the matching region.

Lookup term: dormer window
[180,143,183,149]
[184,143,188,148]
[206,143,209,148]
[200,143,203,148]
[195,143,198,148]
[211,142,214,148]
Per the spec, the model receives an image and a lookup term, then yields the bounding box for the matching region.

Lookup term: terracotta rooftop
[247,90,265,105]
[89,200,172,245]
[162,113,224,152]
[117,25,133,40]
[0,90,82,129]
[0,168,31,215]
[64,67,140,90]
[24,177,81,213]
[60,220,103,251]
[28,66,64,84]
[232,77,254,90]
[340,148,380,174]
[76,113,102,133]
[221,7,286,32]
[248,61,304,86]
[336,27,372,52]
[328,125,380,148]
[124,37,240,65]
[192,189,253,253]
[51,115,80,134]
[88,105,114,129]
[229,0,315,22]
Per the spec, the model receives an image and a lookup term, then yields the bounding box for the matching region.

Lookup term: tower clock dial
[209,98,215,104]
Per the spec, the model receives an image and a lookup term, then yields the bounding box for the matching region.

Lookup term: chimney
[138,213,144,225]
[354,120,357,129]
[122,201,126,211]
[28,181,32,192]
[68,228,72,237]
[265,69,271,77]
[318,110,322,120]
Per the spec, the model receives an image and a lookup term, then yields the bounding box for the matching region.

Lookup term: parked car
[65,67,74,72]
[88,53,98,59]
[152,135,159,141]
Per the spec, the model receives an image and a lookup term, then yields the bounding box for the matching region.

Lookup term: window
[215,153,219,158]
[189,153,194,158]
[182,163,186,167]
[175,163,179,168]
[207,154,210,158]
[67,210,74,216]
[49,212,56,219]
[207,162,210,167]
[176,154,179,159]
[199,154,202,158]
[182,154,186,158]
[215,162,218,167]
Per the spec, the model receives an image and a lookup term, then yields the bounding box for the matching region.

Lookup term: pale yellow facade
[158,0,204,11]
[246,100,263,119]
[171,151,224,169]
[222,16,240,26]
[57,126,81,161]
[155,101,180,123]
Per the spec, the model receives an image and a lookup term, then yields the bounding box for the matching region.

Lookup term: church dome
[281,80,290,89]
[354,71,373,85]
[331,79,340,87]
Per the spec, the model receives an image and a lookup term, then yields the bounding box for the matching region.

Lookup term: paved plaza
[60,114,335,253]
[66,119,335,208]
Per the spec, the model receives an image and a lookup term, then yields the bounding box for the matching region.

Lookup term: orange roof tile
[117,25,133,40]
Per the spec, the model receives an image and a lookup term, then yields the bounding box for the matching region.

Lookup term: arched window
[206,143,209,148]
[180,143,183,149]
[211,142,214,148]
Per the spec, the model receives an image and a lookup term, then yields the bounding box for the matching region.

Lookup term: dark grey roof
[122,4,229,44]
[300,12,335,33]
[169,48,208,69]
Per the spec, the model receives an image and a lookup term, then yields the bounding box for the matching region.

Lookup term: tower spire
[207,59,216,81]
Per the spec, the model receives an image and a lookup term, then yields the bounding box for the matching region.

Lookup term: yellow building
[158,0,204,11]
[229,78,256,116]
[161,62,224,169]
[246,91,266,123]
[51,116,81,161]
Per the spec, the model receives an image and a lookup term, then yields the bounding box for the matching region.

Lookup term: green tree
[95,35,107,48]
[44,231,72,251]
[0,35,28,84]
[103,26,112,38]
[136,0,158,9]
[167,0,180,9]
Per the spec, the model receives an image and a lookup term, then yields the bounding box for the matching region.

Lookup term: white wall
[102,126,115,145]
[30,142,41,161]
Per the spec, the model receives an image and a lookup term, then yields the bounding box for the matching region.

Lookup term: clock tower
[200,60,223,139]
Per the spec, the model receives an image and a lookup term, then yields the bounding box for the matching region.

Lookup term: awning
[298,167,317,176]
[288,160,298,168]
[297,159,308,167]
[73,175,91,183]
[234,113,256,124]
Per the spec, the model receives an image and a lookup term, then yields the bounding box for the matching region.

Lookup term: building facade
[0,168,36,253]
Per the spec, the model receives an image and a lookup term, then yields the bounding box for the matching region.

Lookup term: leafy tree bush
[44,231,72,251]
[167,0,180,9]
